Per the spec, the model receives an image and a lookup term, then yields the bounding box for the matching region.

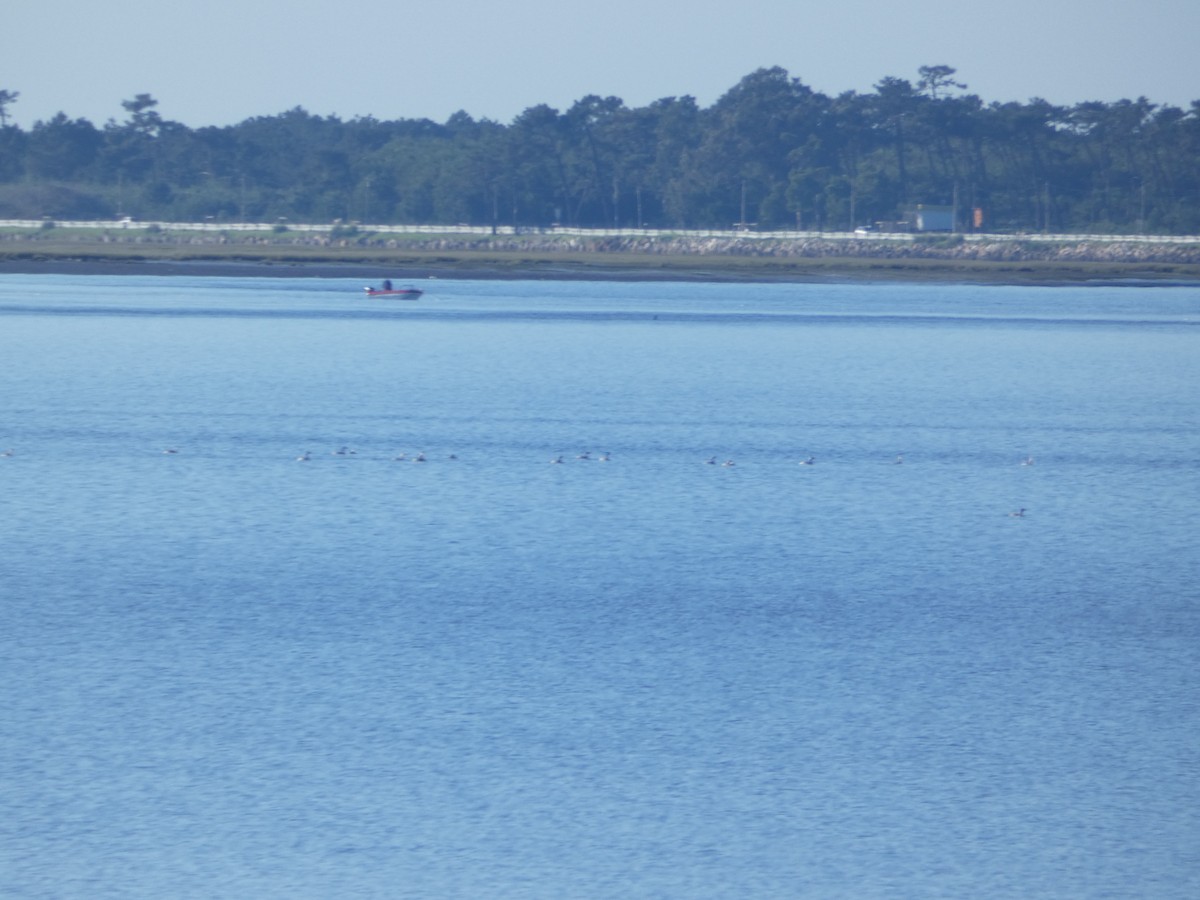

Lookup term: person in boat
[382,279,393,291]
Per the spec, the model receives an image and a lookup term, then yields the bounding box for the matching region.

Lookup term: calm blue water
[2,274,1198,898]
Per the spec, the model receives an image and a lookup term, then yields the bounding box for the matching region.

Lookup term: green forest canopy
[1,67,1198,234]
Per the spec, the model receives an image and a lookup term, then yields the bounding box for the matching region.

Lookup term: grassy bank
[3,227,1200,284]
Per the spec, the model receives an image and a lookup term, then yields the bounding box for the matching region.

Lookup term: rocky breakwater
[400,234,1200,266]
[6,226,1200,273]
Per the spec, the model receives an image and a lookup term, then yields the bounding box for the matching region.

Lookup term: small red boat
[364,285,423,299]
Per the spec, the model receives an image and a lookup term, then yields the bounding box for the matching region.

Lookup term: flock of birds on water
[2,447,1035,517]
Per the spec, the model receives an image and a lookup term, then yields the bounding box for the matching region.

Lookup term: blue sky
[7,0,1199,128]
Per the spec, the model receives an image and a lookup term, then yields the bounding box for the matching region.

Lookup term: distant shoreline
[3,232,1200,285]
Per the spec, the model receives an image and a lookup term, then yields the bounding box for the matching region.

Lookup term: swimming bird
[550,454,564,464]
[296,451,311,462]
[0,449,13,457]
[1009,508,1026,517]
[705,456,717,465]
[162,448,178,455]
[722,459,736,467]
[598,451,611,462]
[1021,455,1035,466]
[799,456,816,466]
[413,452,426,462]
[894,454,904,464]
[576,451,591,460]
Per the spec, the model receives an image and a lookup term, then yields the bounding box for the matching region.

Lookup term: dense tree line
[1,68,1198,233]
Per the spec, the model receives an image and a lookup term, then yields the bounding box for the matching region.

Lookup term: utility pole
[734,179,756,231]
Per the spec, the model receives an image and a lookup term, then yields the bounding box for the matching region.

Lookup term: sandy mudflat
[2,240,1199,285]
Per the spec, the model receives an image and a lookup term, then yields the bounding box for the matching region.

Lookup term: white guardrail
[3,219,1200,245]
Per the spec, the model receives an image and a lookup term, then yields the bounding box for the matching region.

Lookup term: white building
[908,204,955,232]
